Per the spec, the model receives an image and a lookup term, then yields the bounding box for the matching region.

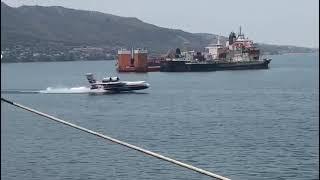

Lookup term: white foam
[39,86,105,94]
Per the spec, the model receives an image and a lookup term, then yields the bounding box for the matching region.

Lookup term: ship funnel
[228,32,236,45]
[175,48,181,58]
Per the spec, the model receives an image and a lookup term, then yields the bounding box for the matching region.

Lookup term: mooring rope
[1,97,231,180]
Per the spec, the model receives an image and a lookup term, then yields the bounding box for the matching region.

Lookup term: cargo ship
[160,27,271,72]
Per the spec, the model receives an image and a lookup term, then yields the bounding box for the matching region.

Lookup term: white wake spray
[39,86,107,94]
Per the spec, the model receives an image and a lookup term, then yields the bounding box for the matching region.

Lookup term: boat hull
[91,84,149,92]
[160,59,271,72]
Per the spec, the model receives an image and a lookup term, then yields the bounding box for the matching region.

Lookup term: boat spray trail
[1,86,107,94]
[39,86,93,94]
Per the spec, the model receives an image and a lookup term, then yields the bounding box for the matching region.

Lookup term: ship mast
[239,26,243,59]
[131,47,134,59]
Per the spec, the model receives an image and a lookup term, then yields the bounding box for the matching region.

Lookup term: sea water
[1,53,318,180]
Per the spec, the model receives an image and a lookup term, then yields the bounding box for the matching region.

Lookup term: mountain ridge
[1,2,317,62]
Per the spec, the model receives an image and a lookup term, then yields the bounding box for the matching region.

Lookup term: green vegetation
[1,2,317,62]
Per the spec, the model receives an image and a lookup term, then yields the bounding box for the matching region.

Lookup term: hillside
[1,2,317,62]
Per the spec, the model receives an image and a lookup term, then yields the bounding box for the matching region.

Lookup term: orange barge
[117,48,160,72]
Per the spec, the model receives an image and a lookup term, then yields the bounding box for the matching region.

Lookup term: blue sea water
[1,53,319,180]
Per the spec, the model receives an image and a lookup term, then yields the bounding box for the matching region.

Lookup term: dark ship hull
[160,59,271,72]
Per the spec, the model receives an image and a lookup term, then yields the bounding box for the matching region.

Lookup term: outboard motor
[86,73,96,84]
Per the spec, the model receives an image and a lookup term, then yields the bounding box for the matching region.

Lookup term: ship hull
[91,84,149,92]
[160,59,271,72]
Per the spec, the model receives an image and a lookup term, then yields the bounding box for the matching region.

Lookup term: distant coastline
[1,52,318,63]
[0,58,116,63]
[1,2,318,63]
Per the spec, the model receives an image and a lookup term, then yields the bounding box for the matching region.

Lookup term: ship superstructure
[204,36,224,60]
[224,26,260,62]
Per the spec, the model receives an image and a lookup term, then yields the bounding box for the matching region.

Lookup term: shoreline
[1,52,318,64]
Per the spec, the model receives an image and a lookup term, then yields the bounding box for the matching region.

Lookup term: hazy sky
[2,0,319,48]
